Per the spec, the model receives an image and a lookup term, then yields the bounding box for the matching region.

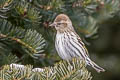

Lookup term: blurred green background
[86,16,120,80]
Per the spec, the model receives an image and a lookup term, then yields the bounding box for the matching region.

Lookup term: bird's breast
[55,32,88,61]
[55,33,72,60]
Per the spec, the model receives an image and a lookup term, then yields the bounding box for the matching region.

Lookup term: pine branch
[0,0,15,19]
[0,0,42,28]
[0,42,18,65]
[68,0,120,38]
[0,58,92,80]
[15,0,42,23]
[0,19,46,59]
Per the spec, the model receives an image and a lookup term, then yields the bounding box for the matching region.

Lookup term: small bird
[50,14,105,73]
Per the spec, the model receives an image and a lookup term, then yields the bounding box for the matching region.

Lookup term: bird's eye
[57,23,61,25]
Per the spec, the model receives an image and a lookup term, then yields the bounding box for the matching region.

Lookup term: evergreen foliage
[0,58,92,80]
[0,0,120,80]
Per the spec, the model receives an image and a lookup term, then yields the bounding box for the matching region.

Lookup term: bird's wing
[72,30,90,57]
[77,37,89,57]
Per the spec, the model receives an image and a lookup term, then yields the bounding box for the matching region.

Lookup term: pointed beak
[49,22,56,27]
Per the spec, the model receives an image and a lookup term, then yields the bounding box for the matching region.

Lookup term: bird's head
[50,14,74,32]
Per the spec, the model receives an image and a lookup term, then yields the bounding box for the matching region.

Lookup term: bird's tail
[87,59,105,73]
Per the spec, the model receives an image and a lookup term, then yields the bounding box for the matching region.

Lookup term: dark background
[86,16,120,80]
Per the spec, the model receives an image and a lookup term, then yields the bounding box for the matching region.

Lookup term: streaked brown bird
[50,14,105,73]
